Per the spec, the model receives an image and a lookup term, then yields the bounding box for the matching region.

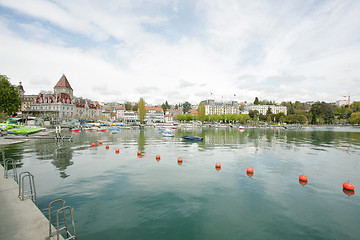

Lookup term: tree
[197,102,206,122]
[351,102,360,112]
[310,102,336,124]
[138,98,146,124]
[349,112,360,124]
[287,106,295,115]
[0,75,21,116]
[185,113,195,122]
[238,114,250,123]
[266,106,272,116]
[267,115,272,123]
[132,103,138,111]
[161,101,170,113]
[249,110,259,120]
[254,97,259,105]
[125,102,132,111]
[177,114,186,122]
[182,101,191,114]
[239,102,246,110]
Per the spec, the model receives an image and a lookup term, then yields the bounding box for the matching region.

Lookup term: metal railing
[4,158,18,183]
[49,199,77,240]
[18,171,37,205]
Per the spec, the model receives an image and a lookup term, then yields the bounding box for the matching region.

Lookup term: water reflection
[137,129,146,153]
[4,126,360,240]
[34,140,74,178]
[0,144,25,168]
[343,189,355,196]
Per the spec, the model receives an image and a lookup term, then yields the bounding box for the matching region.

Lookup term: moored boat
[181,135,203,141]
[71,128,81,133]
[238,126,245,131]
[162,131,175,137]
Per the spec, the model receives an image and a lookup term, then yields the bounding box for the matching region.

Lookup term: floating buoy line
[89,144,356,196]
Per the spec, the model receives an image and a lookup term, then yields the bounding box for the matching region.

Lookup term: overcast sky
[0,0,359,105]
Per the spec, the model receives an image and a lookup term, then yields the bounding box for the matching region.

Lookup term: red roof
[146,106,164,112]
[55,75,72,89]
[188,109,198,115]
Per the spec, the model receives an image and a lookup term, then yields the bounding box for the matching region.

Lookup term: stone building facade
[200,99,239,115]
[24,75,101,120]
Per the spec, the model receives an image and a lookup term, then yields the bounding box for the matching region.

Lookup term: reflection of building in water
[34,140,74,178]
[21,75,101,120]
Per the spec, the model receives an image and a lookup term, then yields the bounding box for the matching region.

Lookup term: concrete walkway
[0,165,62,240]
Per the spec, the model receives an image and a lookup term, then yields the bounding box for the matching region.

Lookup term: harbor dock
[0,164,62,240]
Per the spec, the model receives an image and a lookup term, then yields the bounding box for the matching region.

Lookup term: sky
[0,0,360,105]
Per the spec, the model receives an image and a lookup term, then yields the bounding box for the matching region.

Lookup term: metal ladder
[49,199,77,240]
[4,158,18,183]
[18,171,37,205]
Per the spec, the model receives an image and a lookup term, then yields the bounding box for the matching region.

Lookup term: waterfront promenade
[0,164,62,240]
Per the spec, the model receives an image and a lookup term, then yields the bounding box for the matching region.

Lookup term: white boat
[238,126,245,131]
[162,131,175,137]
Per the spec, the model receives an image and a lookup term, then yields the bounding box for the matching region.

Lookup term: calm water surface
[2,127,360,240]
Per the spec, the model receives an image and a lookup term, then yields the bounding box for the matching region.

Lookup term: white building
[164,114,173,123]
[335,100,349,107]
[243,105,287,115]
[200,99,239,115]
[124,111,139,123]
[145,107,164,123]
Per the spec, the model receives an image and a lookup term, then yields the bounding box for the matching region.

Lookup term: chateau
[200,99,240,115]
[23,75,101,120]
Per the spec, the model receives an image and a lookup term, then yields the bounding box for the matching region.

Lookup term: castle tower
[54,74,73,99]
[17,82,25,96]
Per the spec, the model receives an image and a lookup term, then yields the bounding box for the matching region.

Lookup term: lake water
[2,126,360,240]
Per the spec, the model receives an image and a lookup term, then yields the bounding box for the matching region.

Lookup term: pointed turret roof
[55,74,72,89]
[17,82,25,93]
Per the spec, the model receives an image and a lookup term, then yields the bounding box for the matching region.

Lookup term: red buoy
[115,148,120,154]
[343,182,355,191]
[99,141,103,145]
[105,145,109,149]
[91,143,95,147]
[137,151,142,155]
[156,155,160,160]
[247,167,254,174]
[215,162,221,170]
[178,157,183,163]
[299,175,308,182]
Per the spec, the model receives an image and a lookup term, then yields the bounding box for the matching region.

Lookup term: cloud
[177,79,196,89]
[267,75,307,84]
[136,86,160,94]
[1,0,360,105]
